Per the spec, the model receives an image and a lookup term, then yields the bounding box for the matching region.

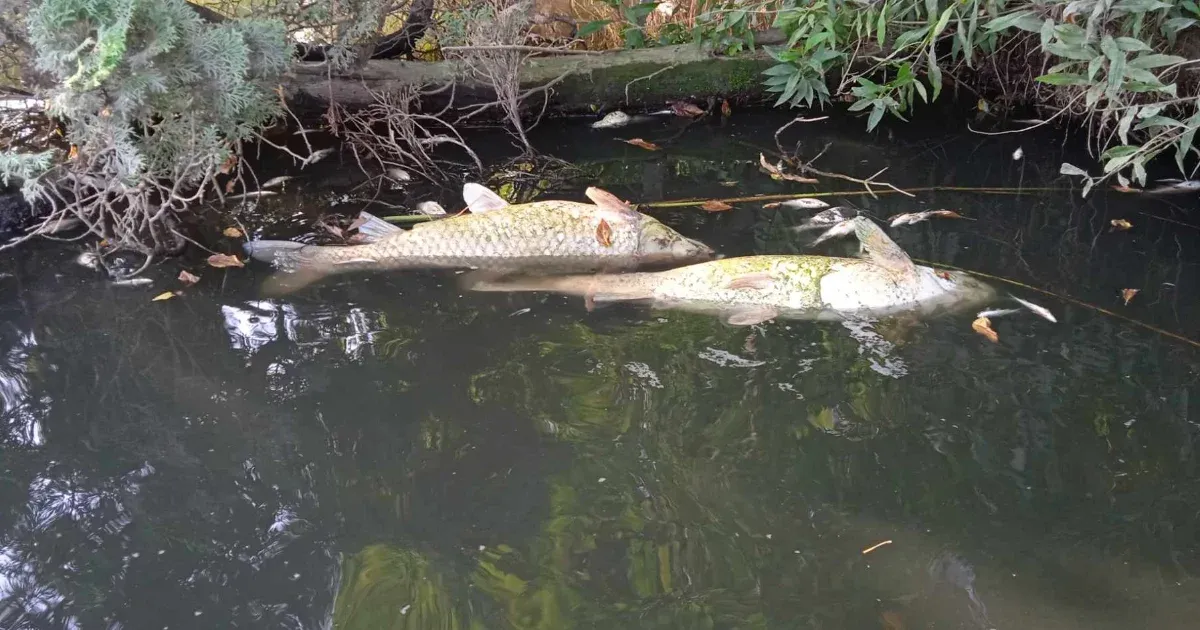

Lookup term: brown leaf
[319,221,344,238]
[206,253,244,268]
[721,99,732,118]
[152,291,180,302]
[225,179,236,194]
[758,153,818,183]
[595,218,613,247]
[621,138,660,151]
[67,145,78,160]
[700,200,734,212]
[759,153,783,177]
[178,270,200,286]
[972,316,999,343]
[1111,218,1133,231]
[222,226,243,238]
[1121,288,1139,305]
[762,202,782,209]
[219,154,239,175]
[936,271,951,280]
[1111,184,1137,193]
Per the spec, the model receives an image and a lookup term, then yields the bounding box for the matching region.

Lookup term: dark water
[4,108,1200,629]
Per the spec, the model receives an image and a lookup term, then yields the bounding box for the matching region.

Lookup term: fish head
[636,218,715,265]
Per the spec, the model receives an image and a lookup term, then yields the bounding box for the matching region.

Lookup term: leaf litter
[701,200,734,212]
[620,138,660,151]
[972,317,999,343]
[1122,288,1139,305]
[207,253,244,268]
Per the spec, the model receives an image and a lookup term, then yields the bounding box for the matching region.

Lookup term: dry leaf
[1111,218,1133,231]
[319,221,344,238]
[758,153,819,183]
[936,271,951,280]
[219,154,239,175]
[67,145,78,160]
[225,179,236,194]
[595,218,613,247]
[701,200,734,212]
[721,99,732,117]
[348,214,370,232]
[1111,184,1137,193]
[759,153,783,177]
[222,226,243,238]
[152,291,180,302]
[621,138,660,151]
[206,253,244,268]
[972,316,999,343]
[178,270,200,286]
[1122,288,1139,305]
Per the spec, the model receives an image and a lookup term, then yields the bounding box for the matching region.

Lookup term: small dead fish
[225,190,278,201]
[888,210,965,227]
[259,176,293,189]
[591,111,631,129]
[929,551,990,627]
[976,307,1021,319]
[792,207,857,232]
[30,215,83,235]
[811,219,858,246]
[1011,296,1057,322]
[763,198,831,210]
[1142,179,1200,194]
[109,277,153,287]
[303,147,335,165]
[1012,147,1024,160]
[76,251,101,270]
[415,201,447,216]
[387,167,412,182]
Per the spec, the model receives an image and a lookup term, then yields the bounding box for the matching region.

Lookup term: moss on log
[283,44,775,114]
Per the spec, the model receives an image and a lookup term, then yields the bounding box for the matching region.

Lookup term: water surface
[3,108,1200,629]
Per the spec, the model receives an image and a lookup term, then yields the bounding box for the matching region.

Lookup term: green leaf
[1135,115,1185,130]
[1040,18,1055,49]
[932,6,955,39]
[1036,72,1091,85]
[876,4,888,48]
[1128,53,1187,69]
[983,11,1038,33]
[866,101,886,131]
[1102,145,1140,160]
[894,26,931,49]
[1046,42,1097,60]
[1100,35,1121,63]
[1087,83,1106,107]
[1163,17,1198,35]
[1176,126,1197,172]
[927,47,943,100]
[1118,107,1136,144]
[1088,55,1104,80]
[847,98,874,112]
[763,63,799,77]
[1060,162,1089,177]
[577,20,611,38]
[1122,66,1165,85]
[1115,37,1151,52]
[914,79,928,102]
[1054,24,1088,47]
[1115,0,1173,12]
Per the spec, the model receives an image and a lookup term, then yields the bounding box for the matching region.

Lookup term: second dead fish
[792,208,859,232]
[764,198,831,210]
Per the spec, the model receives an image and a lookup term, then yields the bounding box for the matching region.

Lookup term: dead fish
[928,551,990,627]
[303,147,335,166]
[1142,179,1200,194]
[415,201,447,216]
[466,217,996,326]
[225,191,278,201]
[387,168,412,182]
[259,176,293,189]
[763,198,831,210]
[977,307,1021,319]
[591,111,631,129]
[243,183,714,296]
[792,207,858,232]
[109,277,153,287]
[888,210,965,227]
[1011,296,1057,322]
[76,251,101,270]
[29,215,83,235]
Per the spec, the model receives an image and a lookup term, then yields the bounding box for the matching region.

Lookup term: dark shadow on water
[2,107,1200,628]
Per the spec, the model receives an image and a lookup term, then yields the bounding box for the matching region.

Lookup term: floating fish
[1142,179,1200,194]
[303,147,335,165]
[792,207,858,232]
[225,190,278,201]
[414,201,447,216]
[1010,296,1057,322]
[259,176,294,189]
[763,198,831,210]
[244,183,714,295]
[888,210,965,227]
[976,307,1021,319]
[591,111,631,129]
[109,277,153,287]
[466,217,995,326]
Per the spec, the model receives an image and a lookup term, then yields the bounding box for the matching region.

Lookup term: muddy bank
[283,44,776,114]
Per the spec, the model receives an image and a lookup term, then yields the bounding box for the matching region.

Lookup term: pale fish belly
[818,262,963,313]
[652,256,831,308]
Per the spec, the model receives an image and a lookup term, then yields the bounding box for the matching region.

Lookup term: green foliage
[750,0,1200,194]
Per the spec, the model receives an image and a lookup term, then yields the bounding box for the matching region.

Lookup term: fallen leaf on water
[880,610,905,630]
[719,180,739,187]
[1111,218,1133,231]
[1122,288,1139,305]
[1112,184,1137,193]
[620,138,660,151]
[152,291,180,302]
[721,99,732,117]
[759,153,783,177]
[67,145,78,160]
[222,226,243,238]
[701,200,734,212]
[889,210,966,227]
[595,218,613,247]
[225,179,236,194]
[972,316,999,343]
[207,253,244,268]
[758,153,819,183]
[178,270,200,286]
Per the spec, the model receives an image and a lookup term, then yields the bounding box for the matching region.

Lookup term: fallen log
[282,44,776,115]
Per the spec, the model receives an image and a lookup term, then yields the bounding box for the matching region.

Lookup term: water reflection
[2,113,1200,628]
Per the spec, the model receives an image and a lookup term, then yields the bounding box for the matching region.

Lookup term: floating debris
[225,190,278,201]
[591,111,631,129]
[111,277,153,287]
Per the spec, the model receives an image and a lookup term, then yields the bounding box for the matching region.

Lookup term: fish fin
[851,217,917,277]
[463,183,510,213]
[725,271,775,291]
[351,211,404,243]
[723,306,780,327]
[584,187,640,221]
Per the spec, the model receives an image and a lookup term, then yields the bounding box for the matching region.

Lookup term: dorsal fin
[350,211,404,243]
[851,217,917,277]
[584,186,640,222]
[463,183,510,213]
